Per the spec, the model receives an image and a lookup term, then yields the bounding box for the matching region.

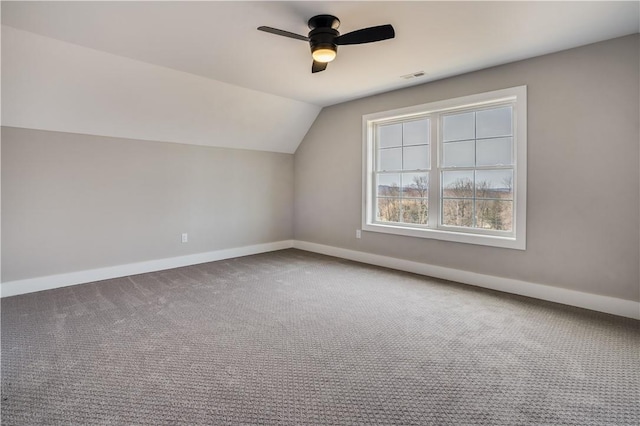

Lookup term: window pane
[377,197,400,223]
[403,119,430,146]
[402,198,428,224]
[476,137,512,166]
[442,199,473,227]
[442,171,473,198]
[475,200,513,231]
[442,140,474,167]
[476,106,512,139]
[377,173,400,197]
[403,145,429,170]
[401,173,429,198]
[476,170,513,199]
[443,112,474,142]
[378,123,402,148]
[377,147,402,171]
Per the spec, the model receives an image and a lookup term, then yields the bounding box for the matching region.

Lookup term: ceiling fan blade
[335,24,395,45]
[257,26,309,41]
[312,60,327,73]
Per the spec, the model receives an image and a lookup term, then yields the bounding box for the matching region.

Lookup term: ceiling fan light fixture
[258,14,395,73]
[312,47,336,63]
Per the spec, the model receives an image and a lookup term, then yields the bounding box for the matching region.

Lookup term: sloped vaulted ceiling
[2,1,638,153]
[1,25,320,154]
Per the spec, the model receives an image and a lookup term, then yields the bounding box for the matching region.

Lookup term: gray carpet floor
[1,249,639,425]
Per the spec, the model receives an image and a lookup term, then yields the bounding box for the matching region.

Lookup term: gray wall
[294,35,640,302]
[2,127,293,281]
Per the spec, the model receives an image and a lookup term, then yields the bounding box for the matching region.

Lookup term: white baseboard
[293,240,640,320]
[0,240,294,298]
[3,239,638,320]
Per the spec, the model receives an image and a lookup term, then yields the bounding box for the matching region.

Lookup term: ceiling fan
[258,15,395,73]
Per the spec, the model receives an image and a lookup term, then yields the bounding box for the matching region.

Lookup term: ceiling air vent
[401,71,426,80]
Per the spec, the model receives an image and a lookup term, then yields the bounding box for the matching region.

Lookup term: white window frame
[362,86,527,250]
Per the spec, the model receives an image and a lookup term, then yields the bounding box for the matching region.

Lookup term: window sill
[362,222,525,250]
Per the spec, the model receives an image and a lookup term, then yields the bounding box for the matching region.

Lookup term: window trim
[362,86,527,250]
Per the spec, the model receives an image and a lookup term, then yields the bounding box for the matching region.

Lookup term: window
[362,86,526,249]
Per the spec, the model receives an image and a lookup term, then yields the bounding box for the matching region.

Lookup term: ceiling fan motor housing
[308,15,340,59]
[309,27,339,57]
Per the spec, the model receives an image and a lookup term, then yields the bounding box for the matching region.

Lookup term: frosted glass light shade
[312,48,336,63]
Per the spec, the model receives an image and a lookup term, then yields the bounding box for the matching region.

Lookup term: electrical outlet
[356,229,362,239]
[181,233,188,243]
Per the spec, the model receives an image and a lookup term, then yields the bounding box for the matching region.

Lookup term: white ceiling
[3,1,639,107]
